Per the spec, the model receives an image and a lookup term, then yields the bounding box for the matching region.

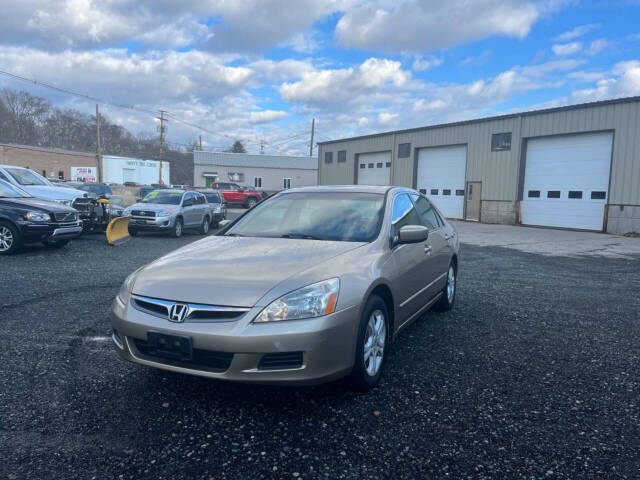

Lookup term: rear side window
[391,194,422,231]
[411,194,442,230]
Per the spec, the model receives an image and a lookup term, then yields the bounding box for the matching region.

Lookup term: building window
[283,178,291,189]
[591,191,606,200]
[368,163,374,168]
[324,152,333,164]
[398,143,411,158]
[376,162,383,168]
[58,171,64,180]
[443,189,451,195]
[386,162,391,168]
[456,189,465,196]
[528,190,541,198]
[337,150,346,163]
[360,164,366,169]
[547,191,560,198]
[254,177,263,188]
[568,190,583,199]
[430,189,438,195]
[491,132,512,151]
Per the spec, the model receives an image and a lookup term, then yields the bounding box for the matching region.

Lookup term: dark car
[195,189,227,227]
[0,180,83,254]
[78,182,113,198]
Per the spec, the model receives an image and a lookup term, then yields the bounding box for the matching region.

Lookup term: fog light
[112,329,124,349]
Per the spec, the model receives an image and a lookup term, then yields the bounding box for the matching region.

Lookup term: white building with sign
[101,155,170,185]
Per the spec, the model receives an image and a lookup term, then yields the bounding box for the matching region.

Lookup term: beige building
[194,151,318,192]
[318,96,640,235]
[0,143,95,180]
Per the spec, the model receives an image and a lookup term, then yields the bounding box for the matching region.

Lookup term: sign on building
[71,166,97,182]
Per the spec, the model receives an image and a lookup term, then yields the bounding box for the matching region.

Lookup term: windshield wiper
[280,233,321,240]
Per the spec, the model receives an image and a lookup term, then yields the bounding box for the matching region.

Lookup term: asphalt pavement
[1,226,639,479]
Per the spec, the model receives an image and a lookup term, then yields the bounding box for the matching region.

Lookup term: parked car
[78,182,113,198]
[0,165,86,206]
[0,180,82,254]
[123,189,211,237]
[209,182,262,208]
[112,186,459,390]
[241,185,269,200]
[195,189,227,227]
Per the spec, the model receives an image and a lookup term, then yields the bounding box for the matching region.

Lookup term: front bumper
[19,221,83,242]
[111,296,360,385]
[128,216,174,231]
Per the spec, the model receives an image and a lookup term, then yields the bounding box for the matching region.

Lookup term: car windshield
[204,193,221,203]
[226,191,385,242]
[141,191,183,205]
[5,167,51,186]
[0,181,32,198]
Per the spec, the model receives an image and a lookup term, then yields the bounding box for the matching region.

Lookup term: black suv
[0,180,82,254]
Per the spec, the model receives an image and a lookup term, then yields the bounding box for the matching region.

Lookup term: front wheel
[350,295,389,391]
[434,261,457,311]
[199,216,210,235]
[171,218,183,238]
[0,222,22,255]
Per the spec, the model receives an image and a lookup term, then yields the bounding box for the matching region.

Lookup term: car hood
[132,236,365,307]
[0,197,77,213]
[21,185,86,201]
[126,202,177,212]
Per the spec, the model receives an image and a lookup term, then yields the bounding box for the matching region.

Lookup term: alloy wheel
[0,226,13,252]
[175,221,182,237]
[363,309,386,377]
[447,265,455,303]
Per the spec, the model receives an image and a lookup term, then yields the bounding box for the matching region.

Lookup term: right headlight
[254,278,339,323]
[55,199,72,206]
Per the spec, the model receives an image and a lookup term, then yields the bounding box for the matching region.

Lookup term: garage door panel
[521,132,612,231]
[357,151,391,186]
[417,145,466,219]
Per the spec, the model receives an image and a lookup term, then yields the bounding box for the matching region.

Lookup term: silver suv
[124,189,211,238]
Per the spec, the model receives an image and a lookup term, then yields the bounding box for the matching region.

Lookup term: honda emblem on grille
[168,303,189,322]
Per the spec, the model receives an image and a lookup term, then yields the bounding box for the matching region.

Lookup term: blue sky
[0,0,639,154]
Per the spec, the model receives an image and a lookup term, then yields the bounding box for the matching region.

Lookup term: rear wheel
[171,218,183,238]
[350,295,389,391]
[245,196,258,208]
[42,239,69,249]
[0,221,21,255]
[435,261,456,311]
[199,216,210,235]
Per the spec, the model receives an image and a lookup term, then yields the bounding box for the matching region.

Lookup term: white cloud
[459,50,492,67]
[358,117,369,127]
[553,23,600,42]
[552,42,582,56]
[412,56,443,72]
[567,70,605,82]
[627,33,640,41]
[335,0,546,53]
[586,39,612,56]
[377,112,399,124]
[249,110,288,124]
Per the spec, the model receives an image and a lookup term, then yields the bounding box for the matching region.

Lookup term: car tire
[434,261,457,312]
[245,197,258,208]
[171,217,183,238]
[350,294,389,391]
[42,239,69,249]
[0,221,22,255]
[199,216,210,235]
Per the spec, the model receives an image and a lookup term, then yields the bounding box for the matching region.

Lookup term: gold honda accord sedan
[111,186,459,390]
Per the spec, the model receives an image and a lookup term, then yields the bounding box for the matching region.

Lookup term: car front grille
[132,338,233,372]
[130,295,250,323]
[131,210,155,217]
[54,212,77,222]
[258,352,304,370]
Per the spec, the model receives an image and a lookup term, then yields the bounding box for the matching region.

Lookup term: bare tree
[0,89,51,145]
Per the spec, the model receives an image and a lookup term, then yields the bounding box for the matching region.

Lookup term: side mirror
[397,225,429,244]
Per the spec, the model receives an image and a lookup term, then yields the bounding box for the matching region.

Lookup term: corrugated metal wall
[318,98,640,205]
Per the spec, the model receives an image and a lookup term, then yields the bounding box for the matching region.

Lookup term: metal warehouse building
[318,96,640,234]
[194,151,318,192]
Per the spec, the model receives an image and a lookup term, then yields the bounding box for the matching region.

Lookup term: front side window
[391,193,422,232]
[5,167,50,186]
[226,192,384,242]
[411,194,442,230]
[0,180,31,198]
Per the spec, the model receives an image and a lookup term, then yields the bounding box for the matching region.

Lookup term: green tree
[228,140,246,153]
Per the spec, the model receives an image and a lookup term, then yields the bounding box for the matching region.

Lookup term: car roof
[283,185,396,195]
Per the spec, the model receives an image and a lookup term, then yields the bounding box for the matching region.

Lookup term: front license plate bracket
[147,331,193,361]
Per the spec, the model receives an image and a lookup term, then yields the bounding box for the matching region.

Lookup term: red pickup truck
[210,182,263,208]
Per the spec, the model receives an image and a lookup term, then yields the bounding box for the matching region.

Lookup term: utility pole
[157,110,166,184]
[199,135,202,151]
[260,139,265,154]
[309,117,315,157]
[96,104,103,182]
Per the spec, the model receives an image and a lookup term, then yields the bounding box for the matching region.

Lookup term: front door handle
[424,245,432,255]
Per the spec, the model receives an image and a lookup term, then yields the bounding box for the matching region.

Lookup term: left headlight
[117,270,138,305]
[55,199,72,206]
[25,211,51,222]
[254,278,340,323]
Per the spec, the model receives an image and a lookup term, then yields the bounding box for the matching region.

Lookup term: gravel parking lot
[1,226,639,479]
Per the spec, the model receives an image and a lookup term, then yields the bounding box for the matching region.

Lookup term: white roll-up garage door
[357,152,391,186]
[521,132,612,231]
[416,145,467,219]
